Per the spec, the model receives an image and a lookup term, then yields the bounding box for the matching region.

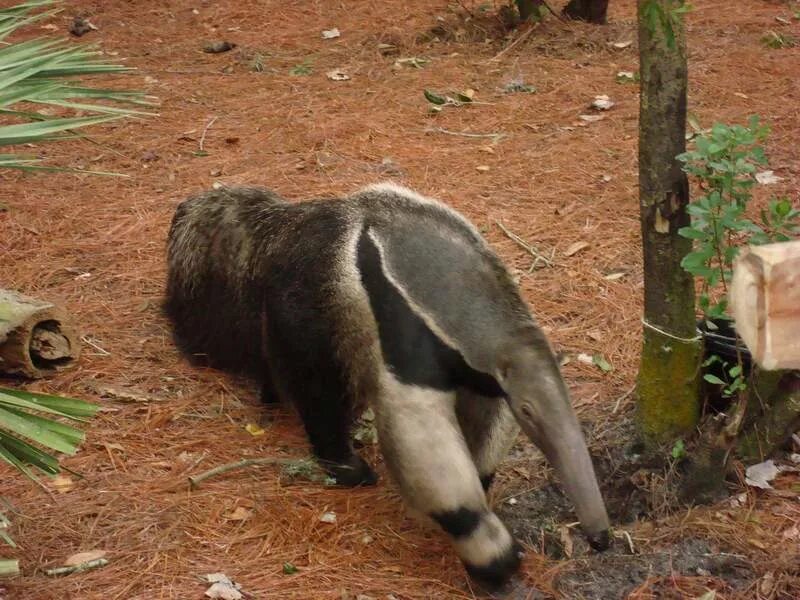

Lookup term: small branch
[80,335,110,356]
[495,221,555,269]
[45,559,108,576]
[199,116,218,152]
[613,384,637,413]
[487,22,539,62]
[424,127,506,142]
[453,0,475,18]
[188,457,291,489]
[541,0,564,21]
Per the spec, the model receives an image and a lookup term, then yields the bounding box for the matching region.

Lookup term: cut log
[730,240,800,370]
[0,289,81,378]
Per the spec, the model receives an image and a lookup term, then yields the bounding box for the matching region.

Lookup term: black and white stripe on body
[164,182,609,587]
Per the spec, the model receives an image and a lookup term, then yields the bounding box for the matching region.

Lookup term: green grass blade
[0,508,15,548]
[0,559,20,576]
[0,405,77,454]
[0,389,91,421]
[0,113,122,145]
[0,431,61,474]
[35,99,157,116]
[0,7,60,43]
[0,439,48,489]
[1,407,86,445]
[0,388,98,419]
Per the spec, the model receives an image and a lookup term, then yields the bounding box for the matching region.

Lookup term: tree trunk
[562,0,609,23]
[515,0,544,22]
[0,289,81,378]
[635,2,701,450]
[737,370,800,461]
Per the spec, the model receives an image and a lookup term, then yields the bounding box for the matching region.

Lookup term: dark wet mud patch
[555,538,754,600]
[498,437,654,558]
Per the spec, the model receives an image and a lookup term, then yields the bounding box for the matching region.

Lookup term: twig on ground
[424,127,506,142]
[453,0,475,18]
[199,116,218,152]
[188,457,292,489]
[495,221,555,269]
[541,0,564,21]
[45,559,108,576]
[487,22,539,62]
[613,384,637,413]
[81,336,110,356]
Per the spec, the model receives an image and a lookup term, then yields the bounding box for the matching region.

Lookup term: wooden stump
[731,240,800,370]
[0,289,81,378]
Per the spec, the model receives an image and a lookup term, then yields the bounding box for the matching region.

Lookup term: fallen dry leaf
[224,506,253,521]
[559,526,574,558]
[51,474,74,493]
[204,573,243,600]
[781,524,800,541]
[759,571,775,595]
[326,69,350,81]
[729,492,748,508]
[244,423,265,436]
[603,270,626,280]
[755,170,783,184]
[590,95,615,111]
[65,550,107,566]
[205,583,242,600]
[745,459,780,489]
[748,538,767,550]
[564,240,590,257]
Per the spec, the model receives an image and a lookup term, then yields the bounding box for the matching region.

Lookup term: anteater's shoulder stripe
[356,226,503,397]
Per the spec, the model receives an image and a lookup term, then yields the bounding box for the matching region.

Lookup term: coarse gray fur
[164,182,610,587]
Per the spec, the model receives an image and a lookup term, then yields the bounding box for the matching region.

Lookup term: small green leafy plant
[701,355,746,398]
[289,59,313,76]
[678,117,799,319]
[671,439,686,460]
[641,0,692,49]
[677,116,799,397]
[761,30,798,49]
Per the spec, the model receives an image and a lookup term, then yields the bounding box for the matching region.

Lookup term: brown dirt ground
[1,1,799,598]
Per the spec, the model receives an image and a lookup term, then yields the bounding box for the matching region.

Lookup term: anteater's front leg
[262,299,377,487]
[456,390,520,492]
[376,375,523,587]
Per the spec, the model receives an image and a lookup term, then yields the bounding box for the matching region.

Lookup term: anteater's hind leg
[376,375,522,585]
[456,391,520,492]
[261,299,377,487]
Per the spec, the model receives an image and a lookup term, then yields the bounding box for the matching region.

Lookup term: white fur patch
[360,181,438,206]
[375,372,485,513]
[454,512,515,568]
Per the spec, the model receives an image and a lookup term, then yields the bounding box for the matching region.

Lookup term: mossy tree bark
[635,1,701,450]
[515,0,544,22]
[737,370,800,461]
[563,0,609,23]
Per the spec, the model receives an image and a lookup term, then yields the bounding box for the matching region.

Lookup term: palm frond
[0,0,156,170]
[0,387,99,486]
